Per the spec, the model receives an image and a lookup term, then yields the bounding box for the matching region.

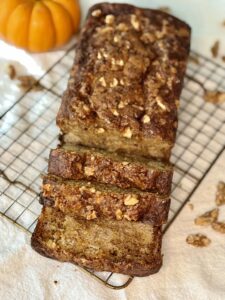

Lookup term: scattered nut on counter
[211,40,220,58]
[194,208,218,226]
[186,234,211,247]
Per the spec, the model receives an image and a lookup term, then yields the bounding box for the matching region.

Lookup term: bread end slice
[31,207,163,277]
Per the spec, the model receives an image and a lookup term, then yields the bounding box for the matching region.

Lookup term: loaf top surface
[57,2,191,144]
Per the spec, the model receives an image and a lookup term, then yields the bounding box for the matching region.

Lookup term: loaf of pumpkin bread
[31,206,163,276]
[57,3,191,159]
[41,174,170,225]
[48,144,173,194]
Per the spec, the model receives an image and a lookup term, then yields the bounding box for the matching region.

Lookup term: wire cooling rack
[0,47,225,289]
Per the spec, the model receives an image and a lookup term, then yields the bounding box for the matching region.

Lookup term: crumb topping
[63,5,190,142]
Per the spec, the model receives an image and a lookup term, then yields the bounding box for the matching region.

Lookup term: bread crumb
[211,40,220,58]
[204,91,225,104]
[216,181,225,206]
[6,64,44,91]
[212,222,225,234]
[188,203,194,211]
[186,234,211,247]
[189,54,200,65]
[18,75,44,91]
[7,64,16,79]
[194,208,218,226]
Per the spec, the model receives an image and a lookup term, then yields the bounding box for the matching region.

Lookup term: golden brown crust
[57,3,191,159]
[31,207,163,277]
[41,175,170,225]
[48,146,173,194]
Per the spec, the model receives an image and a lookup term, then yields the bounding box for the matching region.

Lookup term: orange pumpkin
[0,0,81,52]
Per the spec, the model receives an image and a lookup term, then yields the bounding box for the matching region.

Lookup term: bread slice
[41,174,170,225]
[48,144,173,194]
[57,3,191,159]
[31,207,163,276]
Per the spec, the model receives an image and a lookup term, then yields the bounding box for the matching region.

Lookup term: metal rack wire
[0,47,225,289]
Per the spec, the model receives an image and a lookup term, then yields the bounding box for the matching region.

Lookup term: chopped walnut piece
[91,9,101,17]
[194,208,219,226]
[110,78,118,87]
[111,108,119,116]
[96,127,105,134]
[102,50,108,58]
[115,209,123,220]
[186,234,211,247]
[105,14,115,25]
[156,96,167,111]
[130,14,140,30]
[86,210,97,220]
[142,114,150,124]
[113,35,119,43]
[117,22,129,31]
[18,75,44,91]
[189,54,200,65]
[212,222,225,234]
[82,104,90,112]
[89,187,96,193]
[124,195,139,206]
[84,167,94,176]
[79,186,86,192]
[123,127,132,138]
[111,58,124,66]
[118,101,125,109]
[120,79,124,85]
[204,91,225,104]
[47,240,56,248]
[140,32,155,44]
[211,40,220,58]
[7,64,16,79]
[97,52,102,59]
[215,181,225,206]
[99,77,106,87]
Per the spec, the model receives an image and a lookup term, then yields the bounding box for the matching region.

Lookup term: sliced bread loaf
[41,174,170,225]
[31,206,163,276]
[48,144,173,194]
